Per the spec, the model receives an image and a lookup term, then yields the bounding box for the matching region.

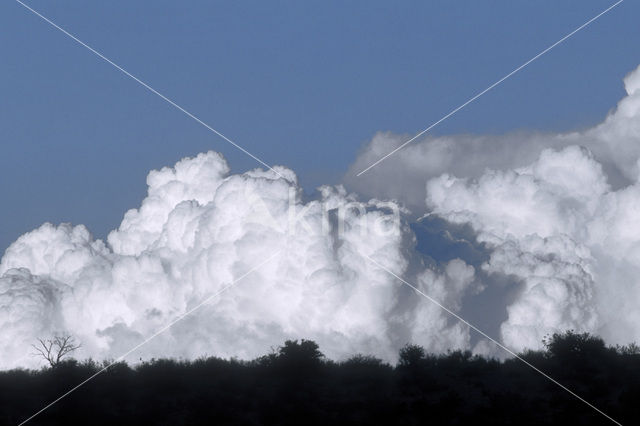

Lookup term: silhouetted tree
[0,334,637,425]
[543,330,609,361]
[277,339,324,367]
[398,343,426,367]
[31,335,81,367]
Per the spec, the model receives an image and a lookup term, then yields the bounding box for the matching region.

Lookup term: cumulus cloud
[410,259,479,353]
[345,130,569,212]
[0,152,478,369]
[423,66,640,351]
[5,63,640,369]
[345,65,640,211]
[425,145,626,351]
[339,64,640,353]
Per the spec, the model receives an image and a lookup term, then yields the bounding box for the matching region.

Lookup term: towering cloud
[350,64,640,352]
[0,152,475,369]
[426,146,603,350]
[4,64,640,370]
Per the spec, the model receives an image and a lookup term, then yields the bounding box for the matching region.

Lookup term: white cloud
[410,259,479,353]
[426,142,640,351]
[345,65,640,212]
[6,61,640,369]
[0,152,476,368]
[341,64,640,353]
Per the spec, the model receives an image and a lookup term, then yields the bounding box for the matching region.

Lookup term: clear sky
[1,0,638,253]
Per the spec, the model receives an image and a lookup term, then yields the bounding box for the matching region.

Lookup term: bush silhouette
[1,333,639,425]
[543,330,610,361]
[276,339,324,368]
[398,343,426,367]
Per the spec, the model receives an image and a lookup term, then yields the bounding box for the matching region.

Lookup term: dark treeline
[1,331,639,425]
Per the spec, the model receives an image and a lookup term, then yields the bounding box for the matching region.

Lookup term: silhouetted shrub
[543,330,610,361]
[398,343,426,367]
[1,333,638,425]
[277,339,324,365]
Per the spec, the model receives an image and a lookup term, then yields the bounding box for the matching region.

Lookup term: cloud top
[0,152,474,368]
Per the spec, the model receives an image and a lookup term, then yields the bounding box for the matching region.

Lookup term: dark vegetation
[1,332,639,425]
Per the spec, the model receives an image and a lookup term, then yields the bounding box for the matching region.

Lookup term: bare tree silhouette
[32,335,81,367]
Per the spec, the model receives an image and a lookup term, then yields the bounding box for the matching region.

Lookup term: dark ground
[1,331,638,425]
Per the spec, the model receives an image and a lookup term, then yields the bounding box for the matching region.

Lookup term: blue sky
[1,0,638,253]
